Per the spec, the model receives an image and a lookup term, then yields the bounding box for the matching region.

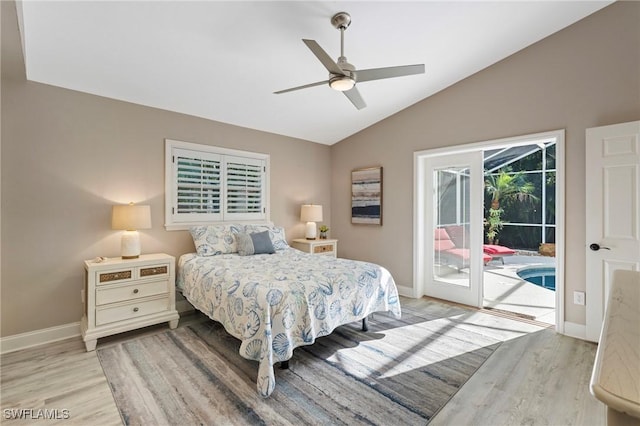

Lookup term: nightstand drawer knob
[133,307,139,313]
[133,289,139,294]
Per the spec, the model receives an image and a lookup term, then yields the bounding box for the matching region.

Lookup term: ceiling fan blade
[355,64,425,83]
[302,39,346,76]
[274,80,328,94]
[343,86,366,110]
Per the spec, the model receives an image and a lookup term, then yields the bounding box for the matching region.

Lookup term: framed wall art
[351,166,383,225]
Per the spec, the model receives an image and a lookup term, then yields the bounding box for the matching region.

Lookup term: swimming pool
[517,266,556,290]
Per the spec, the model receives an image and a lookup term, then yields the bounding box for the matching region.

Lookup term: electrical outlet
[573,291,585,305]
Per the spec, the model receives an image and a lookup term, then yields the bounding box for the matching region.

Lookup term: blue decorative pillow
[237,231,276,256]
[244,225,289,250]
[190,224,244,256]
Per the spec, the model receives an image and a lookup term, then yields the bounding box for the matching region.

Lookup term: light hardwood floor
[1,298,606,425]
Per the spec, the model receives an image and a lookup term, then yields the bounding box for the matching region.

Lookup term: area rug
[97,300,501,425]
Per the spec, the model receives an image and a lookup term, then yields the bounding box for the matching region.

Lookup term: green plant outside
[484,170,538,245]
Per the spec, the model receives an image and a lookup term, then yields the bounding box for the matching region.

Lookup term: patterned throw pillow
[244,225,289,250]
[189,224,245,256]
[237,231,276,256]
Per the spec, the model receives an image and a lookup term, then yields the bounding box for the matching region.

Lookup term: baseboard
[396,285,416,298]
[563,321,587,341]
[0,299,196,355]
[0,322,81,355]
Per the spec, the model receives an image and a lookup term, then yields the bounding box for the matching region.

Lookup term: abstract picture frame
[351,166,383,225]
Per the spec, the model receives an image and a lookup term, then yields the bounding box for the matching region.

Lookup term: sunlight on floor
[328,304,548,381]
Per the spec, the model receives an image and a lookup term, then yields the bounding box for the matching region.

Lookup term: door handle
[589,243,611,251]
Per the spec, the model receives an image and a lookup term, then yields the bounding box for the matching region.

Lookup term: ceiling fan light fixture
[274,11,424,110]
[329,75,355,91]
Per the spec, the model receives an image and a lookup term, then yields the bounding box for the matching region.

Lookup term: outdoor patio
[483,253,556,325]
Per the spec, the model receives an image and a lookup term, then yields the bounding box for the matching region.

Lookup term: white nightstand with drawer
[81,253,179,351]
[291,238,338,258]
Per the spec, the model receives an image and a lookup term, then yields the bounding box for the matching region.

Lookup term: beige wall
[0,1,331,336]
[331,1,639,325]
[2,1,639,338]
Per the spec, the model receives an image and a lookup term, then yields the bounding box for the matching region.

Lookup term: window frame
[164,139,270,231]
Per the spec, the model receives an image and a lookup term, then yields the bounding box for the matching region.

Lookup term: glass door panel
[424,151,483,307]
[433,166,471,288]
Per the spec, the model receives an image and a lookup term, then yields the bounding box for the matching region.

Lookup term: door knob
[589,243,610,251]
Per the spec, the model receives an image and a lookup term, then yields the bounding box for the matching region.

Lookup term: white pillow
[190,224,245,256]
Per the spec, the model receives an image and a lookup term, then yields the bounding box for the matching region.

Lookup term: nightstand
[291,238,338,258]
[81,253,179,351]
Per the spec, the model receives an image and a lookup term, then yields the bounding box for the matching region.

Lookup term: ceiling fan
[274,12,425,110]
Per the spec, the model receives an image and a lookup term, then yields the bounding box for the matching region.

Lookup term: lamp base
[305,222,317,240]
[121,230,141,259]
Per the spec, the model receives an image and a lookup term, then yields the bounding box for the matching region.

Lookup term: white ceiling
[17,1,612,145]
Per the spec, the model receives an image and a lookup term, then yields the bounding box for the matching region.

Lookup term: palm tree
[484,171,538,244]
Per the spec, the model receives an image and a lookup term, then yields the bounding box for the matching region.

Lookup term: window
[165,139,269,230]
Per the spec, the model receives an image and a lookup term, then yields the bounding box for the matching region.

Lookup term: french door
[423,151,484,307]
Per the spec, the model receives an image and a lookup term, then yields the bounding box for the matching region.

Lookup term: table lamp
[301,204,323,240]
[112,203,151,258]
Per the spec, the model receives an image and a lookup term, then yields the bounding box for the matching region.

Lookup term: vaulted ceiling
[17,1,612,144]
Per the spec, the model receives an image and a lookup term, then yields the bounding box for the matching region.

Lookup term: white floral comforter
[177,248,401,397]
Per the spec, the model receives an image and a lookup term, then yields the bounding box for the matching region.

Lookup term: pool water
[517,266,556,291]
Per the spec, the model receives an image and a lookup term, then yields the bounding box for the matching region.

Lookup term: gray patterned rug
[97,300,501,425]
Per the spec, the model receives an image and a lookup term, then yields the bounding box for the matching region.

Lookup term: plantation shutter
[166,140,269,229]
[224,156,266,220]
[172,148,222,222]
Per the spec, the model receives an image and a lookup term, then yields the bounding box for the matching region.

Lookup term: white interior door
[423,151,484,307]
[585,121,640,342]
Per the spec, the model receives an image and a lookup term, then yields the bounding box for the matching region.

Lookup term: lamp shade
[112,204,151,231]
[300,204,323,222]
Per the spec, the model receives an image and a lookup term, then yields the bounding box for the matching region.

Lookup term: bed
[176,223,401,397]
